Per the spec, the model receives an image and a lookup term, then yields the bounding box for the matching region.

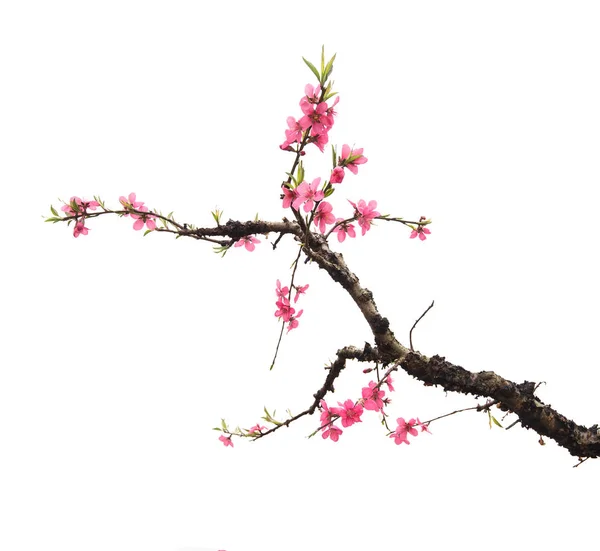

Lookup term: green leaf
[297,161,305,184]
[320,45,325,79]
[44,217,60,223]
[491,415,503,428]
[302,57,320,83]
[323,184,334,198]
[322,53,336,83]
[50,205,59,217]
[221,418,228,431]
[331,145,337,168]
[143,229,152,236]
[323,90,337,102]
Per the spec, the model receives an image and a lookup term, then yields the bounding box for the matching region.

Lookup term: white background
[1,2,599,550]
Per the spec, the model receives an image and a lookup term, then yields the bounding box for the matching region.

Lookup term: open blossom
[281,185,299,209]
[330,167,345,184]
[119,192,145,215]
[293,178,324,212]
[276,279,289,299]
[310,131,329,152]
[322,424,342,442]
[130,206,156,231]
[332,399,364,428]
[416,417,431,433]
[287,309,303,333]
[339,144,368,175]
[349,199,380,235]
[299,101,332,136]
[361,381,386,412]
[390,417,420,445]
[385,375,395,392]
[274,297,295,322]
[219,435,233,448]
[73,220,89,238]
[247,424,267,434]
[61,196,100,216]
[410,226,431,241]
[294,284,309,303]
[300,83,322,107]
[234,236,260,251]
[284,116,304,145]
[313,201,335,233]
[334,218,356,243]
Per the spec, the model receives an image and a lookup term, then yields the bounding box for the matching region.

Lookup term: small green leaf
[323,184,334,198]
[491,415,503,428]
[50,205,59,217]
[302,57,320,83]
[331,145,337,168]
[143,229,152,236]
[297,161,305,184]
[44,217,60,223]
[322,53,336,83]
[320,45,325,79]
[221,418,228,431]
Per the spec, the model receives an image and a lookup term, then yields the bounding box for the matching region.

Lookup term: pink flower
[416,417,431,433]
[294,284,309,303]
[274,297,295,322]
[130,206,156,231]
[300,83,322,108]
[361,381,386,412]
[61,196,99,216]
[322,424,343,442]
[385,375,395,392]
[340,144,368,175]
[234,236,260,251]
[119,192,145,215]
[219,435,233,448]
[325,96,340,122]
[332,399,364,428]
[293,178,324,212]
[276,279,289,299]
[282,185,299,209]
[410,227,431,241]
[73,220,89,238]
[309,131,329,152]
[284,116,304,145]
[330,167,345,184]
[313,201,335,233]
[349,199,380,236]
[390,417,419,445]
[248,424,267,435]
[287,309,303,332]
[299,102,332,136]
[334,218,356,243]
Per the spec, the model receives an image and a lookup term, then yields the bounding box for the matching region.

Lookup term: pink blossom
[299,102,332,136]
[334,218,356,243]
[416,417,431,433]
[332,399,364,428]
[248,424,267,434]
[130,206,156,231]
[340,144,368,175]
[361,381,386,412]
[276,279,289,299]
[385,375,395,392]
[330,167,345,184]
[284,116,304,145]
[294,284,309,303]
[73,220,89,238]
[310,131,329,152]
[287,309,303,333]
[219,435,233,448]
[390,417,419,445]
[293,178,324,212]
[282,185,299,209]
[61,197,99,216]
[300,83,322,108]
[274,297,295,322]
[119,192,145,216]
[320,400,335,426]
[325,96,340,122]
[410,227,431,241]
[234,236,260,251]
[313,201,335,233]
[349,199,380,235]
[322,424,342,442]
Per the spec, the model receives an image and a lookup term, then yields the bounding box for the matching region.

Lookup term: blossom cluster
[274,279,309,333]
[61,196,100,237]
[318,374,430,446]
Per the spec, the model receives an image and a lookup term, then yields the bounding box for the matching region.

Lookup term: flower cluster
[280,84,339,153]
[119,192,156,231]
[61,196,100,238]
[274,279,308,333]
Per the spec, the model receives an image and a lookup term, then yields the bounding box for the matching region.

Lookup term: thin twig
[410,300,435,351]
